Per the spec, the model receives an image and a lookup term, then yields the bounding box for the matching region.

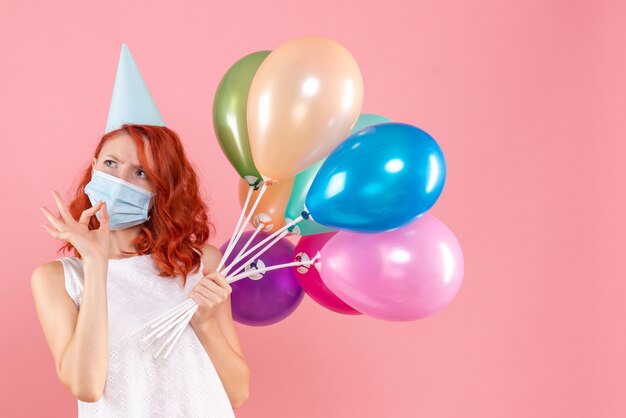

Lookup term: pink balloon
[319,214,464,321]
[293,232,361,315]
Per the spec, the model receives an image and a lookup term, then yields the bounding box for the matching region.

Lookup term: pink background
[1,0,625,417]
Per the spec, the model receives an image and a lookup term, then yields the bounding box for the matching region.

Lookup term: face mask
[84,169,156,230]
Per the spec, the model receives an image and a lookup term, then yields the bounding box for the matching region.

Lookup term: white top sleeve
[56,257,85,308]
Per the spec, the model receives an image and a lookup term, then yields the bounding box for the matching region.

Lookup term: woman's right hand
[40,190,111,263]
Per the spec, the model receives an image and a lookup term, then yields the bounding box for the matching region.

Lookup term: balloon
[285,113,391,236]
[237,177,294,234]
[213,51,270,186]
[319,214,464,321]
[306,122,446,233]
[350,113,391,133]
[293,232,360,315]
[220,231,304,326]
[247,36,364,181]
[285,159,337,236]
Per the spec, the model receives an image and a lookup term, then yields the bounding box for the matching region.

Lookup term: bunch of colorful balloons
[213,35,465,325]
[138,36,464,361]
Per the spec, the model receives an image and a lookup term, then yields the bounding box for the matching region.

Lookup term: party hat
[105,43,165,133]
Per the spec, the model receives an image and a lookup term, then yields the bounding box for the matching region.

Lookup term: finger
[196,279,228,301]
[78,201,103,224]
[190,289,218,306]
[195,280,228,302]
[41,223,68,240]
[41,223,59,238]
[206,272,232,294]
[83,200,103,212]
[189,293,214,321]
[99,202,110,229]
[198,276,226,294]
[40,206,64,231]
[51,191,74,223]
[197,280,226,300]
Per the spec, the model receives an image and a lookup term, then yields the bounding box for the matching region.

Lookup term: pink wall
[2,0,625,416]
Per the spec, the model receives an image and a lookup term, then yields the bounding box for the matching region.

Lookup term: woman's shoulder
[199,243,222,257]
[199,243,223,271]
[30,259,69,299]
[31,258,69,282]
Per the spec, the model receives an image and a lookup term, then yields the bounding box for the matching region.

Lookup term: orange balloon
[238,178,295,234]
[247,36,364,181]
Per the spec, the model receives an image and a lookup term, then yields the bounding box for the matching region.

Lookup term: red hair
[59,124,215,286]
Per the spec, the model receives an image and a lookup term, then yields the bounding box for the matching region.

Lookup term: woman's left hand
[189,270,233,324]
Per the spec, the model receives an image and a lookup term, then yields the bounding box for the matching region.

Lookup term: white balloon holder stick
[141,182,313,360]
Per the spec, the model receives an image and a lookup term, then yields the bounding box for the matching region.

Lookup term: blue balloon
[305,123,446,233]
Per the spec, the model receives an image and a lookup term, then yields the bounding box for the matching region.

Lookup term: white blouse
[56,254,236,418]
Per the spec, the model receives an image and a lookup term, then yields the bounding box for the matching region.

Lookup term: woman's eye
[102,160,145,179]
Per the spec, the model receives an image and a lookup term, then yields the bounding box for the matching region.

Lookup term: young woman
[31,124,249,417]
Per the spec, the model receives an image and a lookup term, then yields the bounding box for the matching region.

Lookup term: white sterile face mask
[84,169,156,230]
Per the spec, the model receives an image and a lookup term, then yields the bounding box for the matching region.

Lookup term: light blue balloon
[305,122,446,233]
[285,159,337,236]
[350,113,391,133]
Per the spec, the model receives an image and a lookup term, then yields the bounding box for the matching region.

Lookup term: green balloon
[285,113,391,236]
[213,51,271,186]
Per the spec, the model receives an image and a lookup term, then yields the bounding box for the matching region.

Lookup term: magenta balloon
[293,232,361,315]
[319,214,464,321]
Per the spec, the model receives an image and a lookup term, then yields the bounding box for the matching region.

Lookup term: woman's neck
[108,226,143,257]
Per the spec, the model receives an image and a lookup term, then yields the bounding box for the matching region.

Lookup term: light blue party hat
[105,43,165,133]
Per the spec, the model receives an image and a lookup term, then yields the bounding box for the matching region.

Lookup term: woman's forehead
[100,132,153,167]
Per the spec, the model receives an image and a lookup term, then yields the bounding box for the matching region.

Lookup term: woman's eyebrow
[104,154,144,169]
